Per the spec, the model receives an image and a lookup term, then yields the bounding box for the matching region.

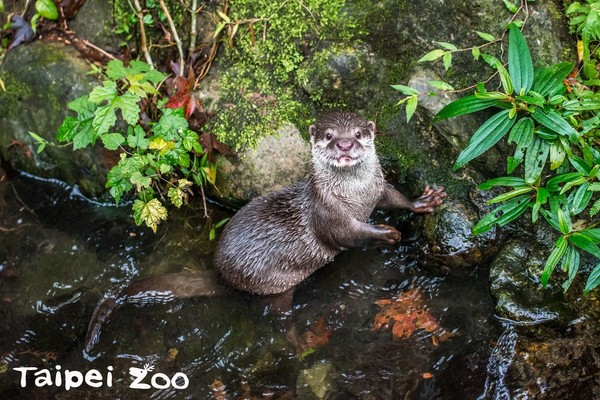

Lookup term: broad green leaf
[127,125,150,150]
[569,156,592,173]
[561,246,580,292]
[168,187,185,208]
[496,61,514,95]
[472,47,481,60]
[531,108,579,143]
[391,84,419,95]
[113,92,141,126]
[532,62,574,97]
[507,117,534,173]
[515,95,545,106]
[72,123,96,150]
[541,236,568,286]
[149,137,175,153]
[479,176,526,190]
[546,172,585,192]
[508,24,534,94]
[584,263,600,294]
[106,165,133,204]
[130,171,152,191]
[57,117,80,142]
[180,129,200,152]
[453,109,516,170]
[563,99,600,111]
[89,81,118,104]
[35,0,58,20]
[101,132,125,151]
[105,60,128,81]
[503,0,518,13]
[536,127,558,141]
[152,108,188,140]
[569,233,600,259]
[67,95,96,115]
[132,198,168,233]
[434,95,502,121]
[92,104,118,135]
[570,182,592,214]
[474,91,511,100]
[405,95,418,122]
[532,187,549,222]
[524,135,550,184]
[472,195,530,235]
[557,208,571,235]
[476,31,496,42]
[418,49,446,63]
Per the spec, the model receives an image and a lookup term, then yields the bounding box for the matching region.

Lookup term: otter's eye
[325,132,333,141]
[355,130,362,139]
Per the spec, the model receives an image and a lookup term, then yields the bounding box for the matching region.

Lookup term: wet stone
[296,362,336,400]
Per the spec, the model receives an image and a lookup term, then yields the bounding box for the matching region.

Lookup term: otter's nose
[336,139,354,152]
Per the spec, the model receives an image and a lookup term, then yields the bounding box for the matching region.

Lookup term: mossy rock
[0,41,109,198]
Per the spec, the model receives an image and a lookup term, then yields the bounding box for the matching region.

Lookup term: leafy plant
[398,21,600,293]
[31,0,59,30]
[56,60,217,233]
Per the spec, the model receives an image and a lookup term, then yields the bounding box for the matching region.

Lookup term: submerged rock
[0,41,108,198]
[296,362,336,400]
[489,240,575,325]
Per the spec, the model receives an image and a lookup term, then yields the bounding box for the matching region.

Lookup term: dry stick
[158,0,185,76]
[82,39,118,61]
[188,0,199,55]
[132,0,154,67]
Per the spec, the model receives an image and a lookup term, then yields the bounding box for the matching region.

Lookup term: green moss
[209,0,358,150]
[0,71,32,115]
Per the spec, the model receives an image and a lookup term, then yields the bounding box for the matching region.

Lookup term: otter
[84,111,446,352]
[213,111,446,295]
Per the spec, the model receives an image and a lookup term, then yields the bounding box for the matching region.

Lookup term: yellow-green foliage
[209,0,357,151]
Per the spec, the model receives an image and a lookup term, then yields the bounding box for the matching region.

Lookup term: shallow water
[0,172,505,399]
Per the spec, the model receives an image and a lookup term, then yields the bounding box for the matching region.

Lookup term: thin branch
[158,0,185,76]
[81,39,118,61]
[132,0,154,67]
[188,0,199,55]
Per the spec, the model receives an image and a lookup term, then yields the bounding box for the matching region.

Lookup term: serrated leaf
[541,236,568,286]
[106,165,133,204]
[89,81,118,104]
[418,49,446,63]
[434,95,501,121]
[100,132,125,150]
[476,31,496,42]
[453,109,516,170]
[132,198,168,233]
[508,24,534,94]
[130,171,152,191]
[72,122,96,150]
[127,125,150,150]
[149,137,175,153]
[105,60,128,81]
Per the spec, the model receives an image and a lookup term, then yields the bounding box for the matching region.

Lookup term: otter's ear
[367,121,376,135]
[309,125,317,145]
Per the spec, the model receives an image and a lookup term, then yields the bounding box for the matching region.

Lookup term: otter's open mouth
[335,154,360,167]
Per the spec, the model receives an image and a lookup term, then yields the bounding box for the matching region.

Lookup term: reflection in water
[477,325,518,400]
[0,172,503,399]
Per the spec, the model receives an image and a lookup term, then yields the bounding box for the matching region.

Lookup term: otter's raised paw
[375,224,402,244]
[410,185,447,213]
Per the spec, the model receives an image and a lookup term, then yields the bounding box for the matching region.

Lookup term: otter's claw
[375,224,401,244]
[410,185,447,213]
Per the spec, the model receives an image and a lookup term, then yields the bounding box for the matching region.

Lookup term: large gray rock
[213,124,311,205]
[0,41,108,198]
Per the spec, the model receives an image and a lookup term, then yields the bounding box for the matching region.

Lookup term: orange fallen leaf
[422,372,433,379]
[210,378,228,400]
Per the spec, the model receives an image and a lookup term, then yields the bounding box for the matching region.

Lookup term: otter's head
[309,111,376,170]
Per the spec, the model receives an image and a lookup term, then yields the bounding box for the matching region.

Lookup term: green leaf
[507,117,534,173]
[503,0,518,13]
[437,41,457,51]
[532,187,549,222]
[569,156,592,174]
[130,171,152,191]
[100,133,125,151]
[531,108,579,143]
[405,95,418,122]
[428,80,454,91]
[561,246,580,292]
[557,208,571,235]
[532,62,574,97]
[563,99,600,111]
[496,61,514,95]
[546,172,586,192]
[453,109,516,170]
[434,95,502,121]
[487,186,533,204]
[418,49,446,63]
[472,195,530,235]
[152,108,188,140]
[508,25,534,94]
[114,91,142,125]
[479,176,526,190]
[391,84,419,95]
[476,31,496,42]
[570,182,592,215]
[105,60,128,81]
[127,125,150,150]
[180,129,200,152]
[584,263,600,294]
[524,135,550,184]
[443,52,452,71]
[106,165,134,204]
[72,122,96,150]
[569,233,600,259]
[472,47,481,60]
[35,0,58,20]
[132,198,168,233]
[541,236,568,286]
[549,142,566,170]
[89,81,119,104]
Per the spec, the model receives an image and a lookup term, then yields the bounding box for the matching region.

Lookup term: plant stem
[132,0,154,67]
[189,0,199,55]
[158,0,185,76]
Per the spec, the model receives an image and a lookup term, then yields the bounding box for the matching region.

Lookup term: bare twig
[132,0,154,67]
[81,39,118,61]
[158,0,185,76]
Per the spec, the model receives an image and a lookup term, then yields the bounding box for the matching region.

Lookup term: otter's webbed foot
[409,185,447,213]
[374,224,401,244]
